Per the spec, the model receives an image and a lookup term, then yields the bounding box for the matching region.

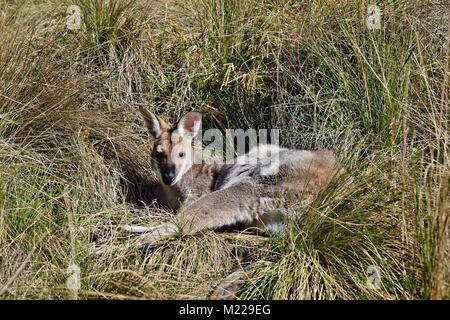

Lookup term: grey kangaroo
[125,107,339,250]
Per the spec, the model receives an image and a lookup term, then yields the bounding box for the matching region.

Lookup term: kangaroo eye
[179,152,185,158]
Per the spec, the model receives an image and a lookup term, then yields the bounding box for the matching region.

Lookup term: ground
[0,0,448,299]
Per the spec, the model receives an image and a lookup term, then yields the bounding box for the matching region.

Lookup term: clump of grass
[0,0,447,299]
[74,0,144,62]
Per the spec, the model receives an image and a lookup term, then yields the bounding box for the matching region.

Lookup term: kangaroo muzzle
[161,163,176,185]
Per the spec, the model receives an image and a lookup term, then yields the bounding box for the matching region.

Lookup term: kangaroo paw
[135,234,163,251]
[210,263,258,300]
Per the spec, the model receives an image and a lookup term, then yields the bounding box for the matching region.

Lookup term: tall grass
[0,0,447,299]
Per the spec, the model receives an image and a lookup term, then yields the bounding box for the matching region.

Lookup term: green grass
[0,0,448,299]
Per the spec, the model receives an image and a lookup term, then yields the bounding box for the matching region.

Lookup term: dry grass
[0,0,448,299]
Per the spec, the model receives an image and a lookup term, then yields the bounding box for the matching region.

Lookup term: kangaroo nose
[165,172,174,180]
[163,171,175,184]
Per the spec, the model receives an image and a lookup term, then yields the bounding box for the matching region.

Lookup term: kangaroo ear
[177,111,202,137]
[139,107,168,138]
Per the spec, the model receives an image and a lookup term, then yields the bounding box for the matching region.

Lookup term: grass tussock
[0,0,448,299]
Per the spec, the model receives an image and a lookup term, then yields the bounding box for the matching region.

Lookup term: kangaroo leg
[135,182,272,249]
[119,225,151,234]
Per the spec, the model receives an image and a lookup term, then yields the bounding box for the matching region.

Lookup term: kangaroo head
[139,107,201,186]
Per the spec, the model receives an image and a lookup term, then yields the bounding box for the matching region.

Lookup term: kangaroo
[128,107,339,250]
